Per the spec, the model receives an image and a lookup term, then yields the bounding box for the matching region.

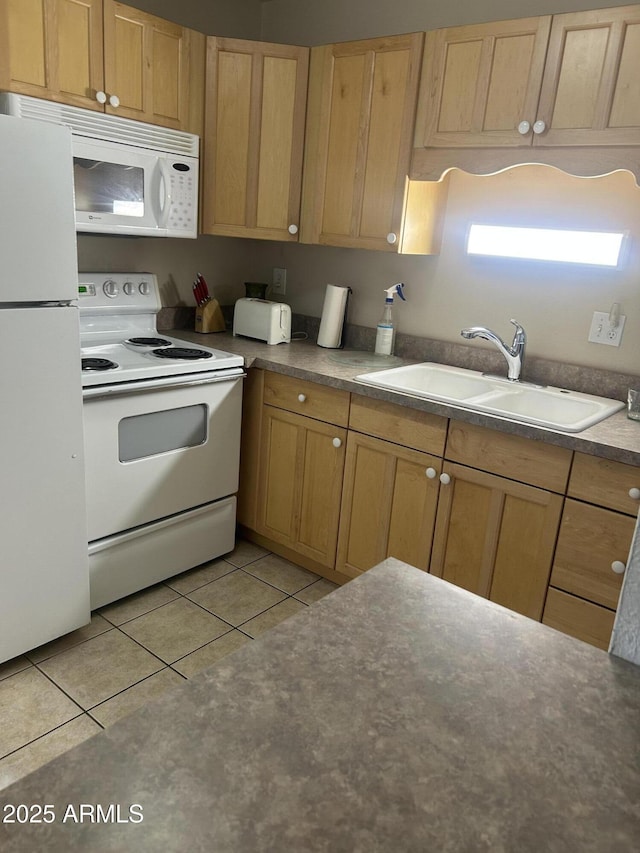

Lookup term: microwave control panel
[166,160,198,237]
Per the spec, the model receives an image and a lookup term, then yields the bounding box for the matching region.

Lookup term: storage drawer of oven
[83,376,243,542]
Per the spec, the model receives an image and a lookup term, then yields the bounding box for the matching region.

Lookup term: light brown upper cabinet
[537,5,640,146]
[2,0,104,111]
[201,38,309,241]
[415,17,551,148]
[102,2,204,132]
[415,5,640,150]
[1,0,205,133]
[300,33,445,252]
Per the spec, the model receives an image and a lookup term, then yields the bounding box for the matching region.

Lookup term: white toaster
[233,298,292,345]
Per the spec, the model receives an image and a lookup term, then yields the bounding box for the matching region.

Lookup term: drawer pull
[332,437,342,449]
[297,393,306,403]
[629,487,640,500]
[425,467,437,479]
[611,560,626,574]
[439,473,451,485]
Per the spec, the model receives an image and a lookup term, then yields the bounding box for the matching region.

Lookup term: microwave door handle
[154,160,172,229]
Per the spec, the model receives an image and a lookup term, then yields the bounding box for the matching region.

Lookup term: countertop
[176,331,640,465]
[1,560,639,852]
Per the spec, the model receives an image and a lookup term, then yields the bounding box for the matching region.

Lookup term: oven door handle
[82,369,245,400]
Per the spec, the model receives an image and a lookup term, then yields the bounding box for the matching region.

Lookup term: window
[466,224,625,267]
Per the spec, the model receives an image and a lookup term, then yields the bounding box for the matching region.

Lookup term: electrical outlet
[272,267,287,296]
[588,311,626,347]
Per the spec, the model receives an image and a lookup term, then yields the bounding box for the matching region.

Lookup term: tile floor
[0,540,338,791]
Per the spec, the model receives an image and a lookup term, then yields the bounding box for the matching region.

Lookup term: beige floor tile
[165,558,236,594]
[0,668,82,758]
[187,570,286,626]
[242,554,320,594]
[172,631,252,678]
[26,614,113,664]
[294,578,340,605]
[241,599,307,639]
[89,668,185,728]
[38,630,163,710]
[0,715,100,791]
[98,584,179,626]
[0,656,32,682]
[119,598,232,664]
[224,540,270,568]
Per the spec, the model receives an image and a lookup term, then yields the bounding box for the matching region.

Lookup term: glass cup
[627,389,640,421]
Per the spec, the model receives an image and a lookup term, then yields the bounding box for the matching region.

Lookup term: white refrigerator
[0,114,89,664]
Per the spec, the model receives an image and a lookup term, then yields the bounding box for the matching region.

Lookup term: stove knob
[138,281,151,296]
[123,281,135,296]
[103,279,119,298]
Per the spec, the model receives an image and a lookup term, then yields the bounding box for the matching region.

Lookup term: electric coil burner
[78,272,245,611]
[82,357,118,371]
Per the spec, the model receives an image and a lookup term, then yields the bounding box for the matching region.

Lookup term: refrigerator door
[0,306,89,663]
[0,114,78,304]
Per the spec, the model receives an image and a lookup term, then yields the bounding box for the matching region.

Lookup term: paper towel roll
[317,284,350,349]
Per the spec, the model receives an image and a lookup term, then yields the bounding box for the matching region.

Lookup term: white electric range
[79,273,244,609]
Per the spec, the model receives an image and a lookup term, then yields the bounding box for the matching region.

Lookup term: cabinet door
[337,432,441,578]
[257,406,345,568]
[537,6,640,146]
[301,33,424,251]
[430,463,563,620]
[414,17,550,148]
[102,0,204,131]
[3,0,104,110]
[202,38,309,240]
[550,499,633,610]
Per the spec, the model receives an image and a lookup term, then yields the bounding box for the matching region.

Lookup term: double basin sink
[355,362,624,433]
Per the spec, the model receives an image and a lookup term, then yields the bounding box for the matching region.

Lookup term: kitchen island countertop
[175,331,640,466]
[1,560,639,852]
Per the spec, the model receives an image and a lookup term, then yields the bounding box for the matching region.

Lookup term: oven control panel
[78,273,161,315]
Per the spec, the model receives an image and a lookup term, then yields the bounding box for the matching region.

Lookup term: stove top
[79,273,243,387]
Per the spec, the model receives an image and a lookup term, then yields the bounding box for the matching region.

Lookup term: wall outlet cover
[588,311,626,347]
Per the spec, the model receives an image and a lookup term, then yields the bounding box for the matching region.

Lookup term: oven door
[82,372,243,543]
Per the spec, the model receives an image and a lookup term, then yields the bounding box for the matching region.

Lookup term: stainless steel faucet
[460,319,526,381]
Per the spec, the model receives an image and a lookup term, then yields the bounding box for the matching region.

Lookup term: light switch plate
[588,311,626,346]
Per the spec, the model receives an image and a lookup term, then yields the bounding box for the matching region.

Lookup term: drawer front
[349,394,447,455]
[569,452,640,515]
[445,422,572,493]
[263,371,350,427]
[550,499,633,609]
[543,587,615,651]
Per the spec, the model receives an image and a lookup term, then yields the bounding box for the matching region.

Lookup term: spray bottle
[375,283,406,356]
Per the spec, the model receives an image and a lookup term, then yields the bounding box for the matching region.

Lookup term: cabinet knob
[629,487,640,500]
[332,437,342,448]
[611,560,627,574]
[288,224,298,235]
[96,90,107,104]
[425,467,437,479]
[439,473,451,485]
[532,119,546,135]
[297,393,306,403]
[517,120,531,135]
[109,94,120,108]
[386,232,397,245]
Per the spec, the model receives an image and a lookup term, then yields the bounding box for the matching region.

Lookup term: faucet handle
[509,319,526,342]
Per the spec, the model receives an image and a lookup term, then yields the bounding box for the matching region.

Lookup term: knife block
[195,299,226,333]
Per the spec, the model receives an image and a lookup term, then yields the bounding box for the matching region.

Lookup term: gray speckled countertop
[175,331,640,465]
[1,561,639,852]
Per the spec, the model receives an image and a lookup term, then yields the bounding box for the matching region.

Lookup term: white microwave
[0,93,199,239]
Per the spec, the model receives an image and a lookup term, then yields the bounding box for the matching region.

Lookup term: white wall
[123,0,262,36]
[261,0,629,44]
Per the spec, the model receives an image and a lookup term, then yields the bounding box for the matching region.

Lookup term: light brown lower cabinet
[255,404,346,569]
[336,432,441,577]
[542,588,616,651]
[430,462,564,620]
